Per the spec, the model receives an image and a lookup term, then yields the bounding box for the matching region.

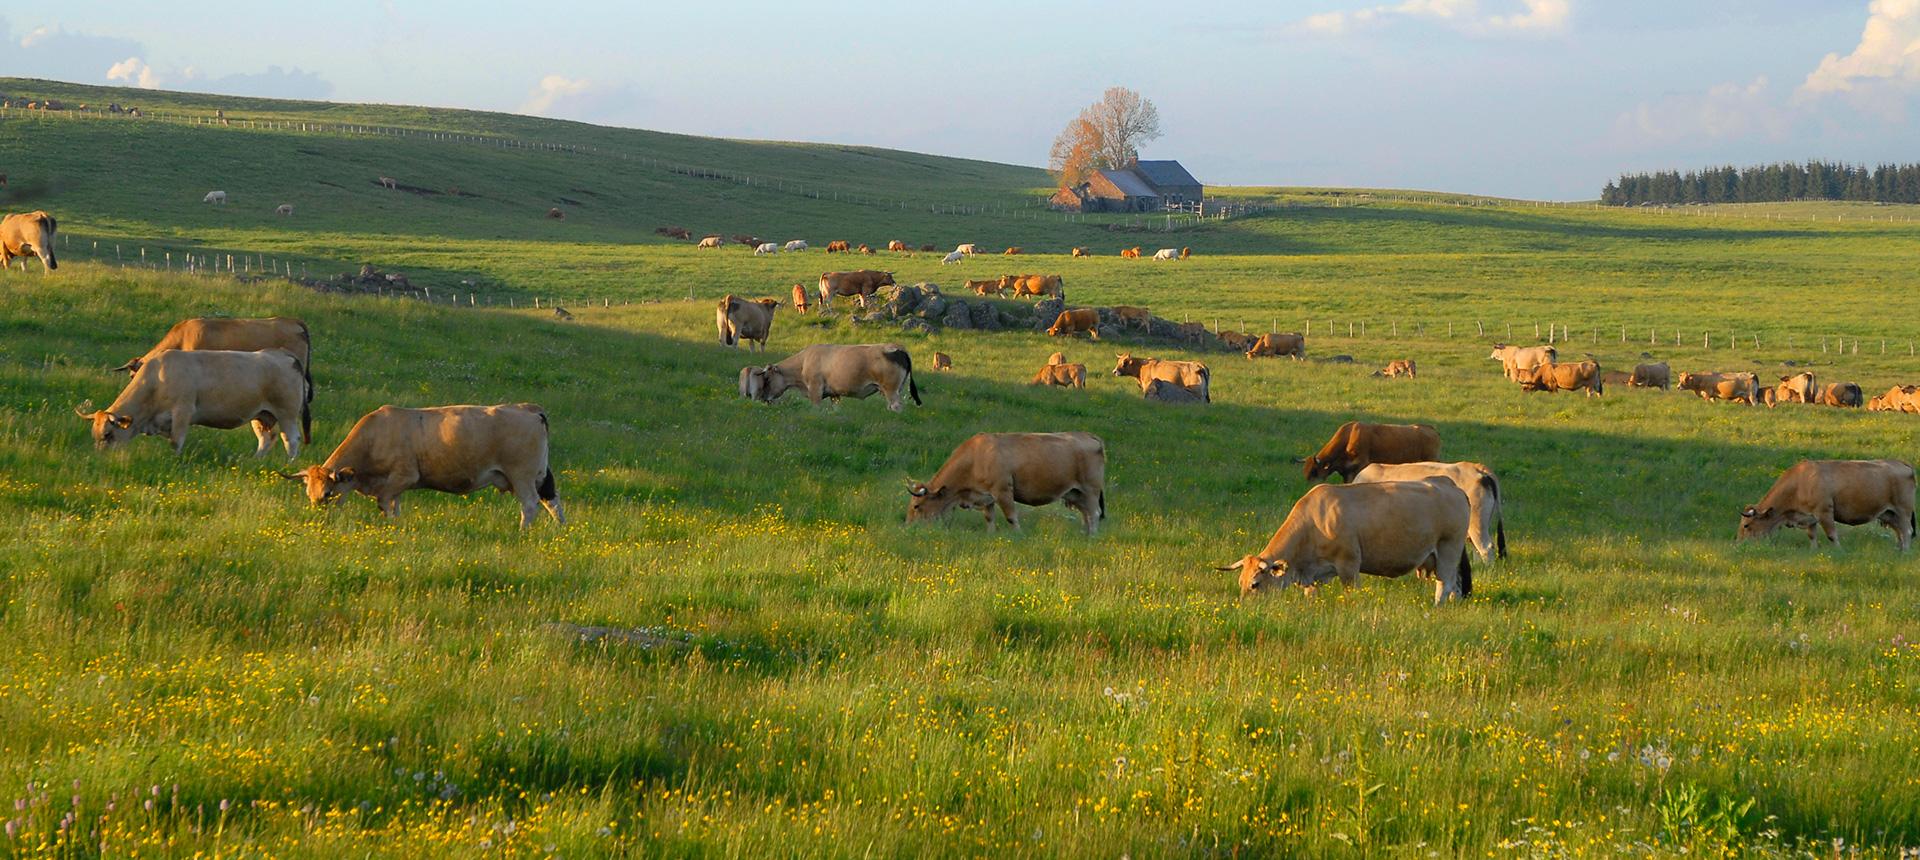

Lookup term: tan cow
[739,343,922,411]
[817,270,895,310]
[1219,478,1474,605]
[1489,344,1556,381]
[115,317,312,444]
[932,352,952,372]
[1678,371,1760,406]
[1143,379,1205,404]
[1008,274,1063,298]
[282,403,562,528]
[907,432,1105,534]
[1112,353,1210,402]
[1630,362,1671,390]
[1003,246,1022,255]
[1739,459,1914,550]
[955,243,981,256]
[825,240,851,253]
[1519,360,1603,397]
[1303,421,1441,482]
[1354,462,1505,561]
[964,278,1005,297]
[1818,381,1864,408]
[716,294,779,352]
[76,348,305,457]
[1776,371,1817,404]
[1373,360,1417,379]
[1030,362,1086,388]
[1046,351,1067,366]
[1110,306,1151,328]
[1867,385,1920,413]
[1070,247,1089,258]
[1217,331,1253,351]
[1245,332,1306,360]
[1047,308,1100,339]
[791,283,811,315]
[0,211,58,272]
[888,240,908,252]
[697,236,724,249]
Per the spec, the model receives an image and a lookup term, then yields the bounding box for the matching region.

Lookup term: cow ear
[331,467,355,482]
[111,414,132,429]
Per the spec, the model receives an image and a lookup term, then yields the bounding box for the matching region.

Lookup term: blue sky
[3,1,1918,199]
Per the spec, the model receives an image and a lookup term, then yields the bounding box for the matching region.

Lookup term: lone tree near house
[1049,87,1162,188]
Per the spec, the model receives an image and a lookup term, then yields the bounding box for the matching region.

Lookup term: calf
[907,432,1106,535]
[931,352,952,372]
[1739,459,1914,550]
[1373,360,1416,379]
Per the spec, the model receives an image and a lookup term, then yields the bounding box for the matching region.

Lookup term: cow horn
[1212,563,1242,571]
[906,481,929,497]
[110,359,139,373]
[73,400,94,418]
[276,469,305,482]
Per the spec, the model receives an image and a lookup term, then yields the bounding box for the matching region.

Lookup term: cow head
[1218,555,1290,596]
[880,272,897,288]
[738,366,789,403]
[1111,353,1143,377]
[1301,454,1337,481]
[74,401,134,448]
[282,465,357,505]
[1737,505,1790,541]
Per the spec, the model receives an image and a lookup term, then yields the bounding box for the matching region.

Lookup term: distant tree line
[1602,162,1920,206]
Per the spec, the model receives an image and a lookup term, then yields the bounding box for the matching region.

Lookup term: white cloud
[1799,0,1920,100]
[1290,0,1568,37]
[1612,76,1791,147]
[18,25,49,48]
[106,56,162,89]
[520,75,594,116]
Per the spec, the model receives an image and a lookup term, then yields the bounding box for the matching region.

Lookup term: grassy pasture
[0,82,1919,857]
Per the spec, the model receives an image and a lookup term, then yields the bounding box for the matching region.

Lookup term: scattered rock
[900,317,933,334]
[970,301,999,331]
[943,300,973,330]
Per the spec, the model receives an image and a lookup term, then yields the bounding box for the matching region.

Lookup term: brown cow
[888,240,908,252]
[282,403,563,528]
[1818,381,1864,408]
[906,432,1106,535]
[1302,421,1441,482]
[0,211,58,272]
[857,244,875,255]
[1047,308,1100,339]
[1373,360,1416,379]
[1245,332,1306,360]
[733,234,761,247]
[1776,371,1817,404]
[739,343,922,411]
[791,283,811,315]
[1180,247,1192,259]
[1218,478,1473,605]
[546,208,565,220]
[1046,351,1067,366]
[817,270,896,311]
[1003,247,1022,255]
[1008,274,1063,298]
[1120,247,1141,259]
[1739,459,1914,550]
[1112,353,1210,402]
[1217,331,1253,351]
[1070,247,1088,258]
[1630,362,1671,390]
[1111,306,1151,328]
[1519,360,1603,397]
[697,236,724,249]
[1678,372,1760,406]
[1868,385,1920,413]
[1143,379,1205,404]
[77,349,306,458]
[932,352,952,372]
[1601,370,1634,389]
[825,240,851,253]
[919,243,937,252]
[965,278,1005,297]
[716,294,779,352]
[1030,362,1086,389]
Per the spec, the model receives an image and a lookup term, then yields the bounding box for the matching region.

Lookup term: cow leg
[1820,513,1840,547]
[996,489,1020,531]
[885,386,902,413]
[169,406,193,453]
[250,418,276,456]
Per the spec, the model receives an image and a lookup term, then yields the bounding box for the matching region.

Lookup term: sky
[3,1,1919,199]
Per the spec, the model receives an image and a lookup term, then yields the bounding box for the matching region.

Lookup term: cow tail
[298,321,314,445]
[1459,550,1473,597]
[1478,473,1507,559]
[884,348,922,405]
[538,468,558,502]
[1201,366,1212,403]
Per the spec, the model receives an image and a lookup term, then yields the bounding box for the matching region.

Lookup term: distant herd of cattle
[666,229,1191,264]
[1488,343,1915,411]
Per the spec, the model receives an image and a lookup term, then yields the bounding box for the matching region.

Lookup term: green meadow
[1,80,1918,857]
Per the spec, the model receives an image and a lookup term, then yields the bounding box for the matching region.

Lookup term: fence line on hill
[24,230,1919,362]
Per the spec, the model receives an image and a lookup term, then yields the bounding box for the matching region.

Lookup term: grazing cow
[1112,353,1210,402]
[76,348,306,458]
[754,242,780,256]
[0,211,58,272]
[1047,308,1101,339]
[941,251,964,265]
[378,176,397,190]
[1111,306,1151,328]
[716,294,779,352]
[1489,344,1556,381]
[857,244,874,255]
[1046,352,1067,365]
[1008,274,1064,298]
[1070,247,1089,258]
[546,208,565,220]
[784,239,808,252]
[1867,385,1920,413]
[1152,248,1179,261]
[1302,421,1442,483]
[666,227,693,240]
[1120,247,1141,259]
[115,316,313,443]
[791,283,811,315]
[1245,332,1306,360]
[1678,371,1760,406]
[1354,462,1505,561]
[733,235,761,247]
[697,236,724,249]
[1215,331,1251,351]
[739,343,922,411]
[826,240,851,253]
[1630,362,1671,390]
[275,204,294,216]
[1519,360,1604,397]
[817,270,895,311]
[1757,386,1779,408]
[1776,371,1817,404]
[1739,459,1914,550]
[932,352,952,372]
[283,403,563,528]
[907,432,1106,535]
[1030,362,1086,389]
[1601,370,1634,389]
[1818,381,1864,408]
[956,243,980,256]
[203,190,227,204]
[1003,246,1022,255]
[919,243,936,252]
[888,240,908,252]
[1373,360,1416,379]
[965,278,1005,297]
[1180,247,1192,259]
[1143,379,1205,404]
[1219,478,1473,605]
